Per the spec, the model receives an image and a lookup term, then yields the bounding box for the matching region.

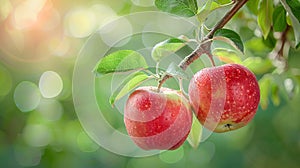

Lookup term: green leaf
[155,0,198,17]
[273,5,287,32]
[271,83,280,106]
[258,0,273,39]
[94,50,148,76]
[246,0,260,14]
[262,31,276,48]
[215,0,231,5]
[152,37,187,62]
[197,0,233,22]
[281,0,300,48]
[286,12,293,25]
[166,62,189,79]
[245,38,272,56]
[187,115,202,149]
[213,29,244,53]
[197,0,221,23]
[259,75,271,110]
[242,57,274,75]
[109,71,151,106]
[117,1,133,15]
[212,48,242,64]
[286,0,300,23]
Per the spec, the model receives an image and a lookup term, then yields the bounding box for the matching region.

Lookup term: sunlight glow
[91,4,117,28]
[0,0,12,21]
[48,37,70,57]
[13,0,47,30]
[64,8,96,38]
[39,71,63,98]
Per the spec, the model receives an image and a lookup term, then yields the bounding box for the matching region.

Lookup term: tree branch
[269,26,290,73]
[206,0,249,40]
[157,0,249,91]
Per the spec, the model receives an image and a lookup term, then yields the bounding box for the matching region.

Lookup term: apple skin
[124,86,192,150]
[188,64,260,133]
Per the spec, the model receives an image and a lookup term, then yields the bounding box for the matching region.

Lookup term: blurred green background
[0,0,300,167]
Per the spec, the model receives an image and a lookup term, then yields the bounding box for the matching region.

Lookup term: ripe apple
[188,64,260,133]
[124,86,192,150]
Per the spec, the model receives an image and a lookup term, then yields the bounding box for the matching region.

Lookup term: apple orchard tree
[92,0,300,150]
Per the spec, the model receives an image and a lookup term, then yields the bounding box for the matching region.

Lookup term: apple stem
[155,62,160,75]
[206,51,216,67]
[157,0,249,91]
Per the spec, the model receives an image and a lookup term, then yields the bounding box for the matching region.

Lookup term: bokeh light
[23,124,52,147]
[14,81,41,112]
[38,7,61,32]
[37,98,63,121]
[48,37,70,57]
[91,4,117,28]
[14,145,42,167]
[284,78,294,93]
[64,8,97,38]
[39,71,63,98]
[0,0,12,21]
[12,0,47,30]
[4,26,25,53]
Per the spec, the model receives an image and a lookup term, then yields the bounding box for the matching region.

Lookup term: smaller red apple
[124,86,192,150]
[188,64,260,132]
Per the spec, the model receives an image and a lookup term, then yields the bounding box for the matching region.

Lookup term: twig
[157,0,249,91]
[269,26,290,73]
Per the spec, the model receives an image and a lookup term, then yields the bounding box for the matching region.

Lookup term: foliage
[95,0,300,113]
[0,0,300,167]
[96,0,300,150]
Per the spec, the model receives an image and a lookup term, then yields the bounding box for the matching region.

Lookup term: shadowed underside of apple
[188,64,260,133]
[124,86,192,150]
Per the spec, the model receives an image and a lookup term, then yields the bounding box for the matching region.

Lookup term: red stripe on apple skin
[189,64,260,133]
[124,86,192,150]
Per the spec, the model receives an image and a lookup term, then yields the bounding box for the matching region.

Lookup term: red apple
[188,64,260,133]
[124,86,192,150]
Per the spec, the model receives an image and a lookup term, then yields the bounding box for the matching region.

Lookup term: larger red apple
[188,64,260,133]
[124,86,192,150]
